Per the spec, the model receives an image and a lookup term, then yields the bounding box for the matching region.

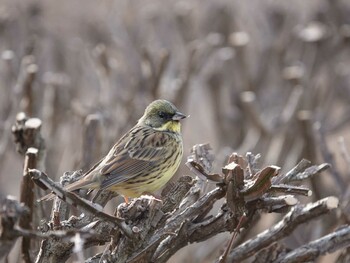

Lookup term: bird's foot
[140,192,163,204]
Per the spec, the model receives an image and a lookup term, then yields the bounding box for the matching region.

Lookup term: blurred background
[1,0,350,262]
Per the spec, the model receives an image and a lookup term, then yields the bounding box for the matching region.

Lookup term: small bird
[41,99,187,202]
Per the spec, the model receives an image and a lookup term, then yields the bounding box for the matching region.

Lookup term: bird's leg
[123,196,129,204]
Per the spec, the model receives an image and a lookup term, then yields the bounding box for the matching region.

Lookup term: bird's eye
[158,111,166,119]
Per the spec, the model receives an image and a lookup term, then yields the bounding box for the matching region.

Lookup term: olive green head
[138,100,187,132]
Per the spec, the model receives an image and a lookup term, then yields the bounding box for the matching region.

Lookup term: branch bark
[275,225,350,263]
[228,196,339,262]
[19,148,38,263]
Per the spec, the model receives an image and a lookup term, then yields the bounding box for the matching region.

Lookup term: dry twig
[228,196,339,262]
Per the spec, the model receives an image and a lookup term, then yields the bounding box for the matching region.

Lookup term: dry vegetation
[1,0,350,262]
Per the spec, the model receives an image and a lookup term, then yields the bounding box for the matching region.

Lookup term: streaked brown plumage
[41,99,187,201]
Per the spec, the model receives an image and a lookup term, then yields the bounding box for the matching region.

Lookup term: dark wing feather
[98,125,174,190]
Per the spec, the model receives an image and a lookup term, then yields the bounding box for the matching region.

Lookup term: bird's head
[138,100,187,133]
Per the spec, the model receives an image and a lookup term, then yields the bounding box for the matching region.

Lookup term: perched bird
[41,99,187,202]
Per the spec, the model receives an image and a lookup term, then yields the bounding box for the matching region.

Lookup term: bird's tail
[38,177,99,202]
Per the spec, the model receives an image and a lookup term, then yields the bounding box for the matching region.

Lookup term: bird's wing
[98,125,174,190]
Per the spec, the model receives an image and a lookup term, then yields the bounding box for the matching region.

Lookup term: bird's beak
[172,111,188,121]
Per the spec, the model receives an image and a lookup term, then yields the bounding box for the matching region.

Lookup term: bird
[41,99,187,202]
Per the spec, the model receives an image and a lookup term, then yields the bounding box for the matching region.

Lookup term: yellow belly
[109,146,182,198]
[113,165,179,197]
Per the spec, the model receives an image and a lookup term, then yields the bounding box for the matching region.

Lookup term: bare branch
[228,196,339,262]
[0,196,29,260]
[252,242,289,263]
[29,169,133,238]
[240,91,270,136]
[273,159,312,184]
[269,184,312,197]
[19,148,38,263]
[275,225,350,263]
[315,123,346,194]
[81,114,102,171]
[251,195,298,213]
